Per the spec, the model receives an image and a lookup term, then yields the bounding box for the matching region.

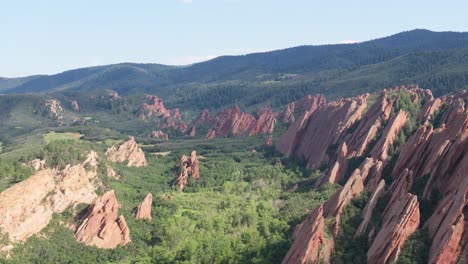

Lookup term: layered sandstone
[106,137,148,167]
[278,95,368,169]
[75,190,130,249]
[134,193,153,220]
[136,95,171,120]
[370,110,407,161]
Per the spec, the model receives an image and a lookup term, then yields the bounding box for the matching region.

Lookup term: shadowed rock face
[134,193,153,221]
[75,190,130,249]
[106,137,148,167]
[279,87,468,264]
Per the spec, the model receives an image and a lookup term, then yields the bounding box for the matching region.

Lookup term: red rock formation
[279,95,368,169]
[264,135,273,146]
[276,111,314,157]
[134,193,153,220]
[345,93,394,157]
[149,130,169,140]
[208,105,256,137]
[314,142,348,187]
[281,205,333,264]
[417,98,441,122]
[367,193,420,264]
[43,99,64,123]
[323,171,364,237]
[176,151,200,190]
[205,129,216,140]
[355,180,385,238]
[75,190,130,249]
[106,137,148,167]
[370,110,407,161]
[136,95,170,120]
[188,126,196,137]
[196,105,279,139]
[191,109,211,127]
[249,105,277,136]
[71,100,80,112]
[171,108,182,120]
[279,95,326,125]
[280,102,296,124]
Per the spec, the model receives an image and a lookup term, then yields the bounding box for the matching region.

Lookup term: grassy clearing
[43,132,83,143]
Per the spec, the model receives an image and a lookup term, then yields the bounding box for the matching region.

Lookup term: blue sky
[1,0,467,77]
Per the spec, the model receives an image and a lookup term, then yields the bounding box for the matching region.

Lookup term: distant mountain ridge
[2,29,468,110]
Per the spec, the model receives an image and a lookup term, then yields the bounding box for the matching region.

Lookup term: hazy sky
[1,0,468,77]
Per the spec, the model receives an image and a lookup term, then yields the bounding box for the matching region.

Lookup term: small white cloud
[168,55,218,65]
[339,40,359,44]
[180,0,192,4]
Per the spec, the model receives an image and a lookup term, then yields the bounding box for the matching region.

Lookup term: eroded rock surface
[75,190,130,249]
[149,130,169,140]
[106,137,147,167]
[0,162,98,244]
[176,151,200,190]
[134,193,153,221]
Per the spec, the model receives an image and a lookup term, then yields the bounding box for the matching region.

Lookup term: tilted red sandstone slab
[134,193,153,221]
[75,190,130,249]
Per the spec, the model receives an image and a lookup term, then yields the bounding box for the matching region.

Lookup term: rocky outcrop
[106,137,147,167]
[188,126,196,137]
[370,110,407,161]
[205,129,216,140]
[75,190,130,249]
[106,165,119,179]
[171,109,182,120]
[417,98,441,122]
[367,192,420,264]
[149,130,169,140]
[176,151,200,190]
[323,171,365,237]
[71,100,80,112]
[29,159,46,171]
[281,205,333,264]
[278,95,368,169]
[0,161,98,244]
[191,109,211,127]
[194,105,279,139]
[314,143,348,187]
[83,151,100,167]
[279,95,326,125]
[43,99,64,122]
[264,135,273,146]
[355,180,385,238]
[345,93,394,157]
[134,193,153,221]
[136,95,171,120]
